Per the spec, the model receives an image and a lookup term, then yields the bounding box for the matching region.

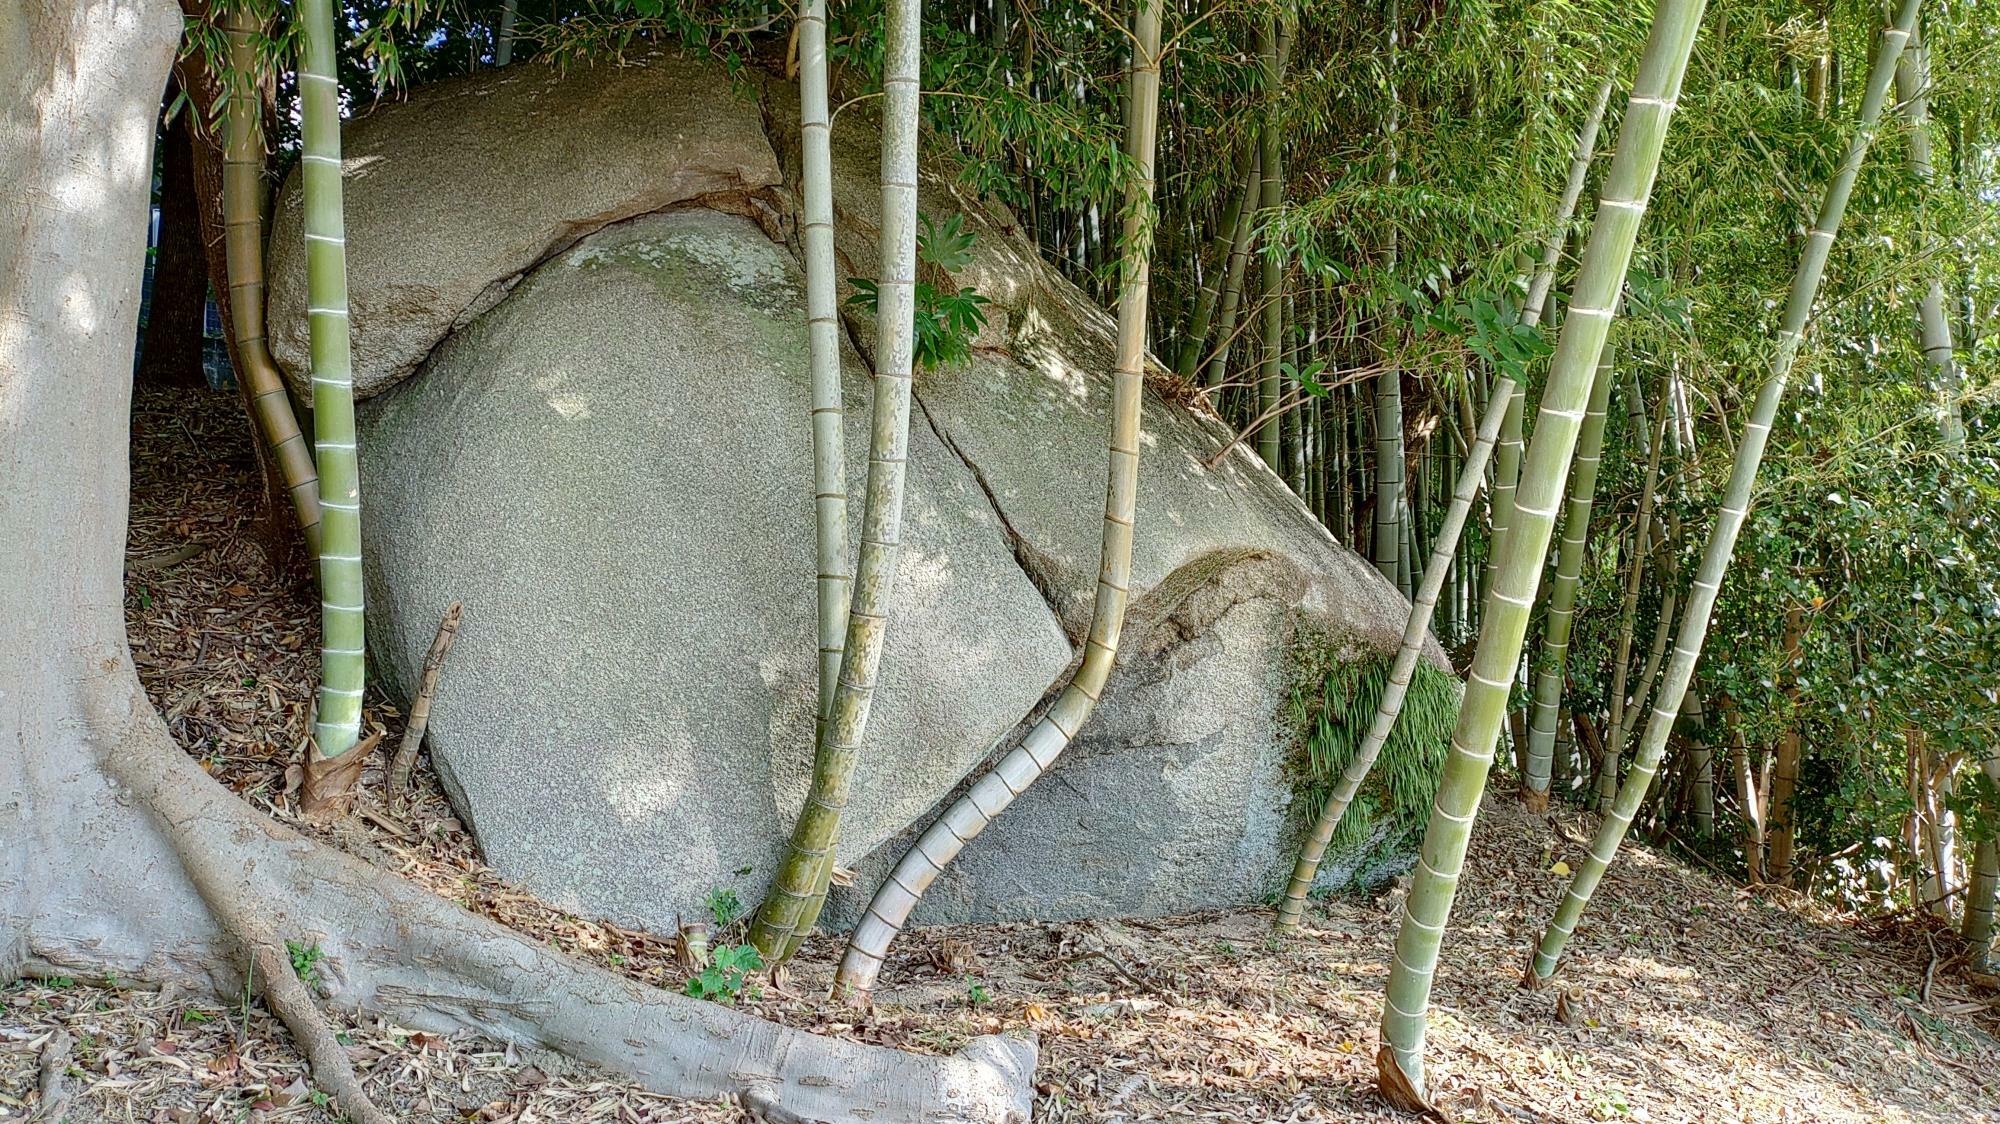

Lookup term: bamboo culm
[1600,390,1671,805]
[1255,14,1285,472]
[1520,329,1619,807]
[1527,0,1921,986]
[1894,24,1963,447]
[1203,148,1260,389]
[297,0,365,764]
[833,0,1166,997]
[1484,77,1614,610]
[1372,0,1406,593]
[1376,2,1704,1102]
[1177,146,1259,380]
[750,0,920,961]
[220,2,322,556]
[770,0,854,957]
[1966,742,2000,967]
[1275,375,1511,933]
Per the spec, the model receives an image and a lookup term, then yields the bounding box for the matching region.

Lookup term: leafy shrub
[847,213,991,371]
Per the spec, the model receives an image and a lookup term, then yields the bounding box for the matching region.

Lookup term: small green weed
[704,887,744,929]
[287,940,326,987]
[684,944,762,1004]
[965,977,992,1006]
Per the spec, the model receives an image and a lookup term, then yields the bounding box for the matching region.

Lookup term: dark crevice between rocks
[374,185,791,400]
[745,78,1087,652]
[910,391,1088,646]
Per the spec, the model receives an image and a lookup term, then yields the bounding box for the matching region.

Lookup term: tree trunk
[0,6,1032,1120]
[137,88,211,388]
[1526,0,1921,985]
[1376,1,1704,1102]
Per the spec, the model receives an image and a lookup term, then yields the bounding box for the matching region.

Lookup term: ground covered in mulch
[5,385,1997,1123]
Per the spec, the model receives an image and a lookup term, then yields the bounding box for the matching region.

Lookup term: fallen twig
[390,601,463,809]
[123,541,209,573]
[28,1028,72,1124]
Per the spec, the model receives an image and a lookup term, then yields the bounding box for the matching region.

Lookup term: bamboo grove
[178,0,2000,1106]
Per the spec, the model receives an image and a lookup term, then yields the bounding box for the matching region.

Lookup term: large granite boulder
[317,55,1444,934]
[361,211,1070,926]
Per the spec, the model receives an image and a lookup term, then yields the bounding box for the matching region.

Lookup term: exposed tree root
[70,693,1036,1124]
[250,944,393,1124]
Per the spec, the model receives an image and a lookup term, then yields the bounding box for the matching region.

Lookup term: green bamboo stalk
[297,0,364,767]
[1484,77,1614,609]
[1275,376,1511,934]
[1966,746,1998,967]
[1373,0,1405,592]
[1600,390,1671,804]
[1602,584,1678,811]
[1522,77,1616,329]
[1520,331,1619,807]
[1255,13,1286,472]
[796,0,849,746]
[221,2,322,557]
[834,0,1164,997]
[1684,678,1714,837]
[1178,145,1258,380]
[1624,368,1652,455]
[495,0,520,65]
[1374,367,1406,587]
[1527,0,1920,987]
[1203,148,1260,389]
[1376,3,1703,1103]
[1894,23,1964,448]
[750,0,921,961]
[772,0,852,957]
